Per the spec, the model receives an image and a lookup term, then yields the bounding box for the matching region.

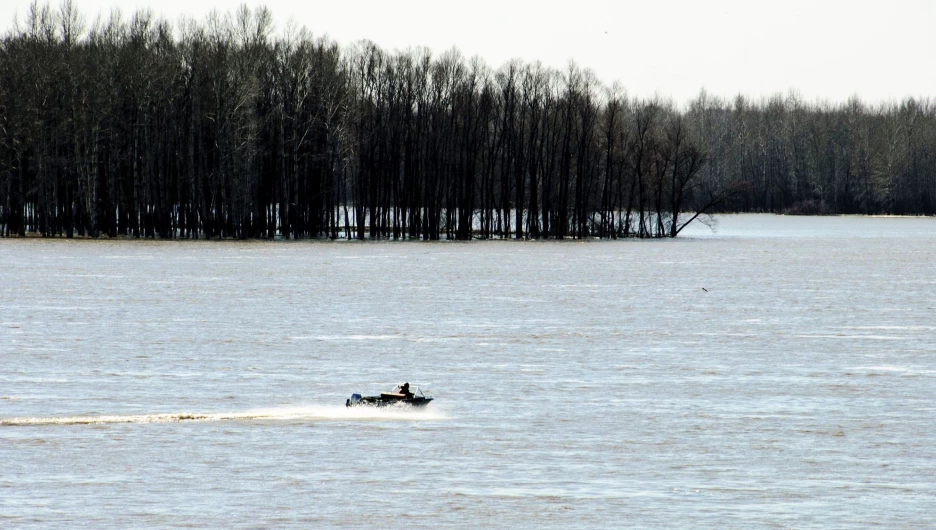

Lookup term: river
[2,214,935,528]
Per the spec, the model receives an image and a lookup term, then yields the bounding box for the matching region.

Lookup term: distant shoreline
[2,213,933,242]
[2,5,934,241]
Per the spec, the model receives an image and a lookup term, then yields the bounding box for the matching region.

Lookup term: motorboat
[346,383,433,407]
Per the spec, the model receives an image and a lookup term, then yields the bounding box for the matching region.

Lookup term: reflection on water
[2,215,936,528]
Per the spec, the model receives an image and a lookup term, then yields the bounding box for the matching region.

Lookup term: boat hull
[346,394,433,408]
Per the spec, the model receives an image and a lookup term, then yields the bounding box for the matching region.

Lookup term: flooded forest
[1,3,935,239]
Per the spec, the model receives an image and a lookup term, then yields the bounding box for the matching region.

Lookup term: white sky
[2,0,934,105]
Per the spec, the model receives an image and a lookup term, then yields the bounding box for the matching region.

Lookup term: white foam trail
[1,404,447,426]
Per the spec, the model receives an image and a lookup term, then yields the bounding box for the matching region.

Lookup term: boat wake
[0,404,447,426]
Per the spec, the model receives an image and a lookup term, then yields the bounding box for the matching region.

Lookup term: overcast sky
[2,0,934,105]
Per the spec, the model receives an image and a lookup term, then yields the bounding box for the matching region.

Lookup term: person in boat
[399,382,413,398]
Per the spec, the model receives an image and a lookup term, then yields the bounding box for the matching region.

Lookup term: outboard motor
[346,393,362,407]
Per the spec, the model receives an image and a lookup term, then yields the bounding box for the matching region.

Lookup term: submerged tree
[1,3,932,241]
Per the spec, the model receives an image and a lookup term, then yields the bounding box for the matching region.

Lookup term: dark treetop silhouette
[1,3,933,240]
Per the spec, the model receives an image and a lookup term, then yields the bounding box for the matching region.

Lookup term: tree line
[0,3,933,240]
[692,92,936,216]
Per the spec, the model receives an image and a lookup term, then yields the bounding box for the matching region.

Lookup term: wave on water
[0,404,447,426]
[290,334,400,341]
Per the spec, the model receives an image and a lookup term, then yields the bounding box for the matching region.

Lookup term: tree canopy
[1,3,933,239]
